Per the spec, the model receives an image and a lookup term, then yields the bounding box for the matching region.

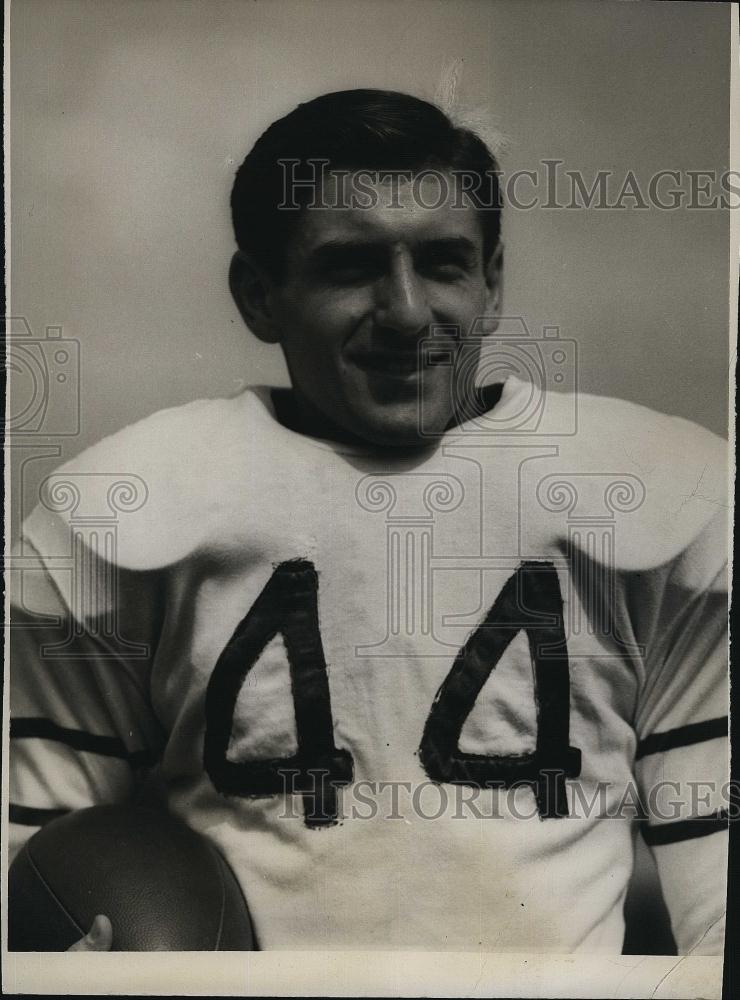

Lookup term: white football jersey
[8,377,729,952]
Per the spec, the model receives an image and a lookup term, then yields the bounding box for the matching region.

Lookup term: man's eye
[421,261,468,281]
[324,262,381,284]
[332,266,371,281]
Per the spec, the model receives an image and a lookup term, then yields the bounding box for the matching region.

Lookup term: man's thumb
[69,914,113,951]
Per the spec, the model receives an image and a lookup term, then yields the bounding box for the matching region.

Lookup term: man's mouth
[350,351,421,379]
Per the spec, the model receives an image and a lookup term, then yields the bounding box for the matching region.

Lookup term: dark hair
[231,89,502,280]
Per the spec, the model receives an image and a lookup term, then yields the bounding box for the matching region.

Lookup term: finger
[69,914,113,951]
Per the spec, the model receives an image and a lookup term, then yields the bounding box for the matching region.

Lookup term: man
[8,90,729,953]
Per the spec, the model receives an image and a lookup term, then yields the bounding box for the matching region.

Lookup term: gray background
[8,0,732,956]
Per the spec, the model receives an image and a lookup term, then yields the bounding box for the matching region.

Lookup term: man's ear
[229,251,282,344]
[482,242,504,332]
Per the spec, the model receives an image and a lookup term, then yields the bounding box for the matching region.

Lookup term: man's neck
[269,382,506,448]
[270,388,369,447]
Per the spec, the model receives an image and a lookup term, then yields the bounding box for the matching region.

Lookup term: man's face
[254,172,500,447]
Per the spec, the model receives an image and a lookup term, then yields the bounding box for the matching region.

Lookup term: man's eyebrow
[308,239,386,261]
[308,236,480,263]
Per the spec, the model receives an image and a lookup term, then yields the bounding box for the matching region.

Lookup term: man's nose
[373,250,431,337]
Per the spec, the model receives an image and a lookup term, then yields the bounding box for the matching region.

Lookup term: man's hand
[68,914,113,951]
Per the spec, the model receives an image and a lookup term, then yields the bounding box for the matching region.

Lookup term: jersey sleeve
[631,508,729,955]
[7,396,240,865]
[8,515,166,864]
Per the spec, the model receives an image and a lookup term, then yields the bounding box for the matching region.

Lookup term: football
[8,804,256,951]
